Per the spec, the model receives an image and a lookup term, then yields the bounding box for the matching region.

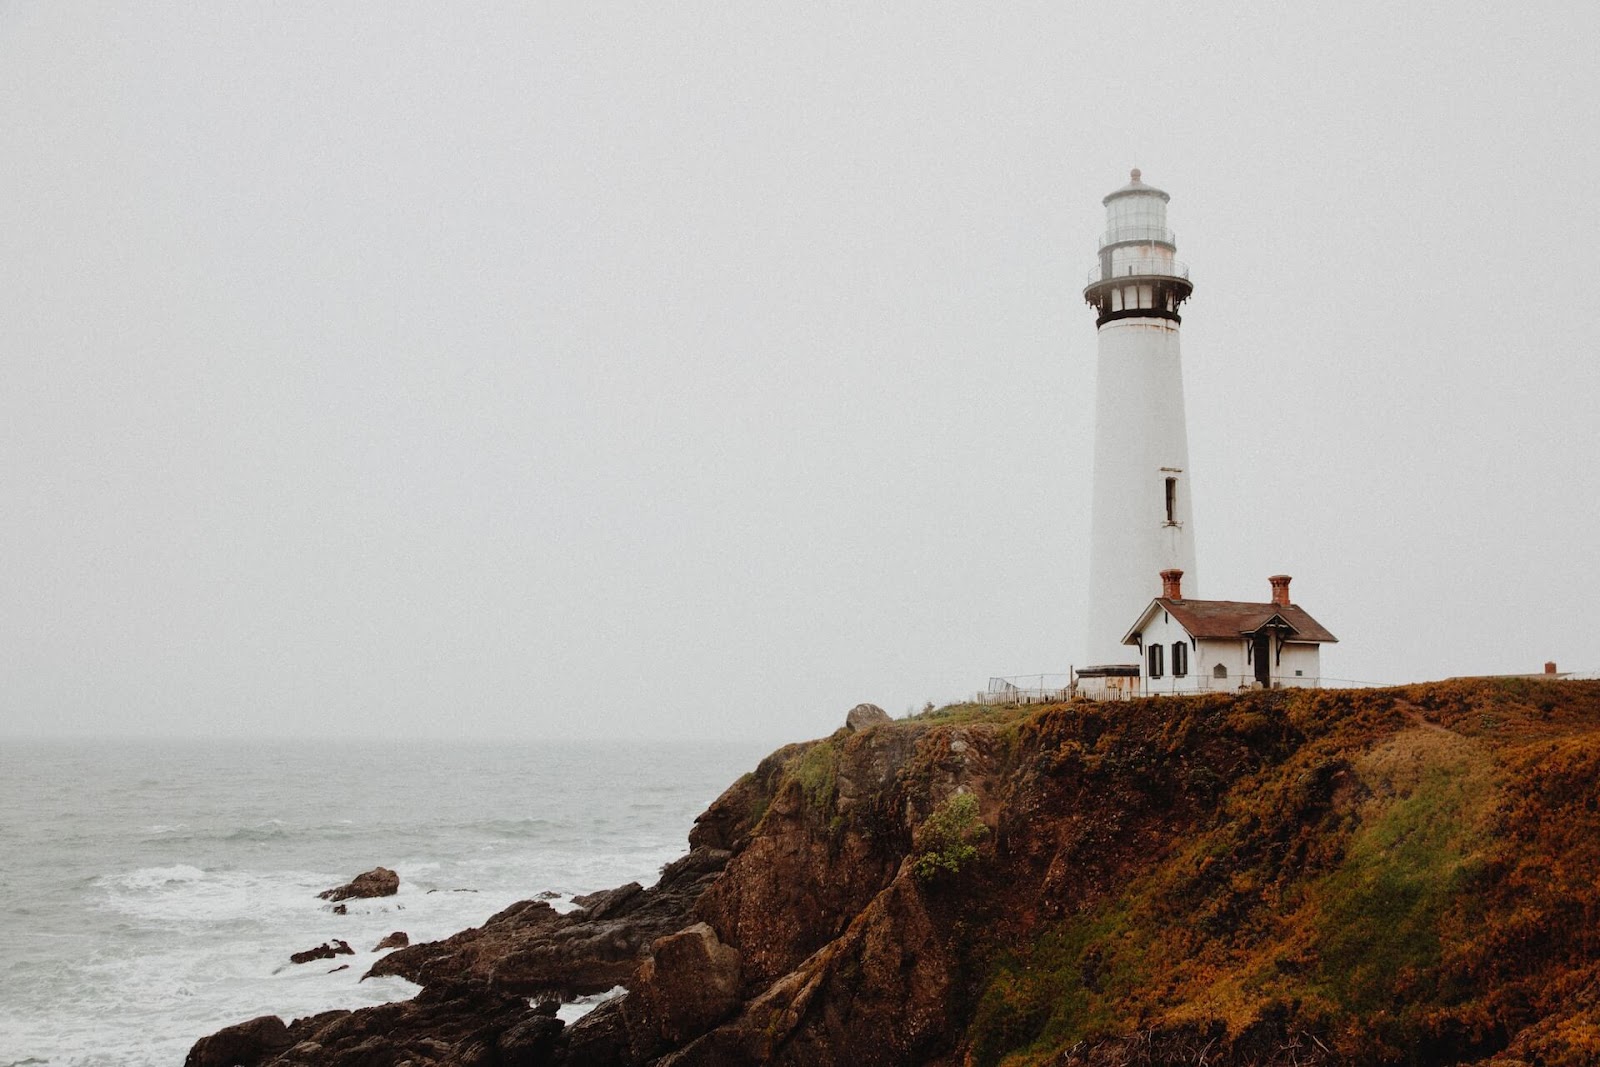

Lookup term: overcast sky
[3,3,1597,743]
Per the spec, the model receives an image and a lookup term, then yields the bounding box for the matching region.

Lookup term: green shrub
[791,742,839,813]
[914,792,988,880]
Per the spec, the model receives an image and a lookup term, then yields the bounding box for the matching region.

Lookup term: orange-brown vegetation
[681,679,1600,1066]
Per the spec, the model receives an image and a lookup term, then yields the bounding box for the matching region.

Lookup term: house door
[1252,634,1272,687]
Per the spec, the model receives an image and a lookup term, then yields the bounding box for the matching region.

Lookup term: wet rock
[372,930,409,951]
[846,702,891,731]
[318,866,399,902]
[290,940,354,965]
[183,1014,292,1067]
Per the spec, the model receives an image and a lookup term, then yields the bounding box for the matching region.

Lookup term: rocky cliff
[189,680,1600,1066]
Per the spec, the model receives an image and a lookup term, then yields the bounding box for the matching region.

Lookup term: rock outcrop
[185,1014,293,1067]
[362,845,732,1000]
[193,680,1600,1067]
[318,867,399,902]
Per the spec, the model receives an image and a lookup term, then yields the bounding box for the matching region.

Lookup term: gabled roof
[1122,598,1339,646]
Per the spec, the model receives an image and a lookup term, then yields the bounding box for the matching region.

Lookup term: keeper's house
[1118,570,1337,695]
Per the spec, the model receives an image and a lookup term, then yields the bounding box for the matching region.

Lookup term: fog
[3,3,1596,743]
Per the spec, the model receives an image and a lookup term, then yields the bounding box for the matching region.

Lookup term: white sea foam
[556,985,627,1023]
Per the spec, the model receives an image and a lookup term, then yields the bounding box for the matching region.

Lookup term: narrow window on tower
[1164,477,1177,524]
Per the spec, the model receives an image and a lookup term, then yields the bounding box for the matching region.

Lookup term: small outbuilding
[1118,570,1338,694]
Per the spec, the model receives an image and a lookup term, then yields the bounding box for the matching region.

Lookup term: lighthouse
[1081,170,1197,671]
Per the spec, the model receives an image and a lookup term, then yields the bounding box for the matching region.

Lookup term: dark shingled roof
[1139,598,1339,644]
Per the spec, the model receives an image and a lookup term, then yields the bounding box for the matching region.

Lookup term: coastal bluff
[188,679,1600,1066]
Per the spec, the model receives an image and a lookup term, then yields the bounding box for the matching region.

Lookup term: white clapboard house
[1113,570,1338,695]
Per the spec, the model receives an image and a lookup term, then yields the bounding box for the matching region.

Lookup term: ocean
[0,736,773,1067]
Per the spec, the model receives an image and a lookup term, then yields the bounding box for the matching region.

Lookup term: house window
[1172,642,1188,677]
[1164,477,1177,524]
[1148,643,1164,679]
[1213,663,1227,679]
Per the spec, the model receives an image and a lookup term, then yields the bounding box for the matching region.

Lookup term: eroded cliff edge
[190,680,1600,1067]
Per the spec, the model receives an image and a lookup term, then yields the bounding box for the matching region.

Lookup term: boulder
[624,922,742,1051]
[290,940,354,965]
[372,930,409,951]
[318,867,399,902]
[845,702,891,731]
[183,1014,292,1067]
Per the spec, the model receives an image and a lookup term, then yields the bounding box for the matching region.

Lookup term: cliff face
[191,680,1600,1067]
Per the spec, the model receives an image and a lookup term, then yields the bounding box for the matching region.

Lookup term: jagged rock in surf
[289,939,353,965]
[317,866,399,902]
[371,930,409,951]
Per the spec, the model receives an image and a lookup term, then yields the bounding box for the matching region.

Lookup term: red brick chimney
[1161,569,1184,600]
[1268,574,1292,607]
[1545,661,1558,675]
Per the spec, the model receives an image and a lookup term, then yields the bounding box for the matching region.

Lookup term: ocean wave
[105,865,207,891]
[224,820,289,842]
[471,817,560,839]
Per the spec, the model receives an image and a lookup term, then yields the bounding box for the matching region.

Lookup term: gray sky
[4,3,1598,743]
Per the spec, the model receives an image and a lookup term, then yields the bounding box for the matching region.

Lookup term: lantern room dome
[1102,167,1171,205]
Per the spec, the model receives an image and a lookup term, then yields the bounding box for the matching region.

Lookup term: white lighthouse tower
[1081,169,1197,673]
